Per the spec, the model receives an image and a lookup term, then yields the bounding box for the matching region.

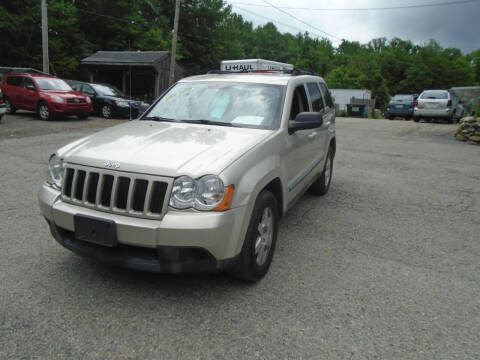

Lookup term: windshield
[420,91,448,100]
[143,82,284,129]
[392,95,412,101]
[91,84,124,97]
[36,78,72,91]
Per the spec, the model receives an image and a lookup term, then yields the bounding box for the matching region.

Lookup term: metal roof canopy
[0,67,47,74]
[81,51,170,67]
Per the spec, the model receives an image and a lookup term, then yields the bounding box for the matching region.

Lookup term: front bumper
[39,184,247,272]
[50,102,92,115]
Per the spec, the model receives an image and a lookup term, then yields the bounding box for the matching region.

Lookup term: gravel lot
[1,113,479,359]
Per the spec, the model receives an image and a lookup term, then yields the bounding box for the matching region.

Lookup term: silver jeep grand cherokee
[38,61,336,281]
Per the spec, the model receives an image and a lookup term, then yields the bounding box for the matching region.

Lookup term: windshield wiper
[181,119,239,127]
[141,116,177,122]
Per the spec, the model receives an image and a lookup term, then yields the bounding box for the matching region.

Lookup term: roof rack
[206,69,317,76]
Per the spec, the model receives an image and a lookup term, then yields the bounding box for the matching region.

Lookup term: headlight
[169,176,197,209]
[51,96,64,103]
[115,100,130,107]
[47,154,64,188]
[86,96,91,103]
[169,175,232,211]
[195,175,225,210]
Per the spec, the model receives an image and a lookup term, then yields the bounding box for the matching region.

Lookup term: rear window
[392,95,412,101]
[420,91,448,100]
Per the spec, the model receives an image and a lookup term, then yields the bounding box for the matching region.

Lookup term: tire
[388,115,394,120]
[308,147,334,196]
[37,101,53,121]
[406,116,412,121]
[4,98,16,114]
[101,104,113,119]
[227,190,279,282]
[413,117,420,122]
[0,115,2,123]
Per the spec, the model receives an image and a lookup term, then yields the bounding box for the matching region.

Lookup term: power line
[229,0,480,11]
[260,0,342,41]
[232,5,335,42]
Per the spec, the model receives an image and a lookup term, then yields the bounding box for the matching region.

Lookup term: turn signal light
[213,185,235,211]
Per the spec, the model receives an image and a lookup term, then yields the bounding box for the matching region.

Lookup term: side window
[23,78,35,90]
[7,76,22,87]
[307,82,325,112]
[319,82,334,108]
[71,83,81,92]
[290,85,309,120]
[82,84,95,96]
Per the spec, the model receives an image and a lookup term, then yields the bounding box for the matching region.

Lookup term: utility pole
[168,0,180,86]
[41,0,49,73]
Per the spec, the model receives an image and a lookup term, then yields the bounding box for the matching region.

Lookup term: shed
[81,51,183,102]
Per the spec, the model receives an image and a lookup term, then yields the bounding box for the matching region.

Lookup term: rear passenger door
[306,82,329,161]
[5,76,23,108]
[318,82,335,152]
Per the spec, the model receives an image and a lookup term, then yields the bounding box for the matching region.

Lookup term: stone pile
[456,117,480,145]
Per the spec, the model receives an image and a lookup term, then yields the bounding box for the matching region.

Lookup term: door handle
[308,132,317,139]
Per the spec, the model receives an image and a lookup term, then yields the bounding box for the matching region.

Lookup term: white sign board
[221,59,294,72]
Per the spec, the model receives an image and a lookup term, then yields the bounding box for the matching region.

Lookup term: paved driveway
[1,114,479,359]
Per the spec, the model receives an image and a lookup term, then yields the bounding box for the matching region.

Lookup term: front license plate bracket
[74,214,117,247]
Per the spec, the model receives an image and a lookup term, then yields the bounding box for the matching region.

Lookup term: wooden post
[169,0,180,86]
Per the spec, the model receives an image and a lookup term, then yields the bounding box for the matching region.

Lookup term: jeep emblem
[104,161,120,169]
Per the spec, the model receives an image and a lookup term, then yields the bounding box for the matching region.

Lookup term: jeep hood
[57,120,273,177]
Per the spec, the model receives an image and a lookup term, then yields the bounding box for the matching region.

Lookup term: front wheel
[101,104,113,119]
[227,190,279,282]
[413,117,420,122]
[308,147,334,196]
[38,102,53,121]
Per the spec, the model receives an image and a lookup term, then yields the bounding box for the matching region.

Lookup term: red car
[1,73,92,120]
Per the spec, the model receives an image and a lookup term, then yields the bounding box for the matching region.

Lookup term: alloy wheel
[255,206,274,266]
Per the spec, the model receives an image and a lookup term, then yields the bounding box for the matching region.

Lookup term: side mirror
[26,84,36,91]
[289,112,323,134]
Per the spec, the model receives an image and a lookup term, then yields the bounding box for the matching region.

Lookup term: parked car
[1,73,92,120]
[0,88,5,122]
[69,81,149,119]
[38,59,336,282]
[413,90,463,123]
[386,94,415,120]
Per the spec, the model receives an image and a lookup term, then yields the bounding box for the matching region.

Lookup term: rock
[461,130,473,135]
[461,116,475,123]
[469,135,480,142]
[456,134,468,141]
[467,140,480,145]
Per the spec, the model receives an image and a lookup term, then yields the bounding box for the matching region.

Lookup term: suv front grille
[62,165,171,219]
[67,98,86,104]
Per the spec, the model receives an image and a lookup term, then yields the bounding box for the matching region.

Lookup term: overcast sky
[226,0,480,54]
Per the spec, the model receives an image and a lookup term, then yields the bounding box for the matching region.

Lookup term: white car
[38,60,336,281]
[414,89,463,123]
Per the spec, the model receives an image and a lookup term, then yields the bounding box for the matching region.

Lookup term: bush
[474,101,480,118]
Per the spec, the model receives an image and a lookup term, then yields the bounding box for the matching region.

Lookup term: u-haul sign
[221,59,294,72]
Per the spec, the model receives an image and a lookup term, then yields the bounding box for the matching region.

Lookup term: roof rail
[206,69,317,76]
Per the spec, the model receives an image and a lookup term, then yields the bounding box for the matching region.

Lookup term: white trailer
[330,89,372,111]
